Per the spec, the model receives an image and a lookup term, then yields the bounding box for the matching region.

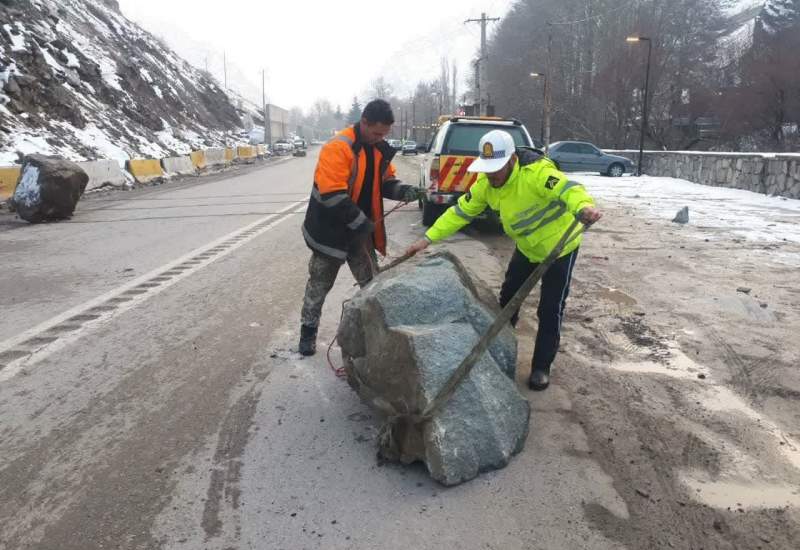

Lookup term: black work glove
[400,185,421,202]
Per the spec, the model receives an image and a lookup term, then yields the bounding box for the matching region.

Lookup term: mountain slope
[0,0,245,165]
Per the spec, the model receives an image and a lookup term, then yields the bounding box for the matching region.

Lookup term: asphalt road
[0,150,797,549]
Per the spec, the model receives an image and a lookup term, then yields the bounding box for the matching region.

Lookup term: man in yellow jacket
[406,130,602,391]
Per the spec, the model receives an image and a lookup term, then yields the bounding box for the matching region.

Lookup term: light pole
[627,36,652,177]
[530,72,547,146]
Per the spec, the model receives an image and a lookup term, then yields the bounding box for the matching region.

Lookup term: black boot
[528,366,550,391]
[299,324,318,356]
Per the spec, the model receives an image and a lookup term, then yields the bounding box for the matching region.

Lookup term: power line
[549,1,636,26]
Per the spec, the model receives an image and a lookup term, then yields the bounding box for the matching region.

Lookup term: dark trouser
[499,248,579,373]
[300,242,377,329]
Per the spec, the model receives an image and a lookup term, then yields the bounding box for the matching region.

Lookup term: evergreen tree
[758,0,800,35]
[347,96,361,123]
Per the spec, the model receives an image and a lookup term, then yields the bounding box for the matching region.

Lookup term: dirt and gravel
[391,154,800,549]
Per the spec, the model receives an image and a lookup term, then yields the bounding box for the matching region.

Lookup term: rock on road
[0,149,798,549]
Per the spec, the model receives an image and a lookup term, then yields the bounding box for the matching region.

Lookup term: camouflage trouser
[300,244,378,329]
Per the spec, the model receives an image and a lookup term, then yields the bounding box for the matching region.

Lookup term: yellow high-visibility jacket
[425,149,595,262]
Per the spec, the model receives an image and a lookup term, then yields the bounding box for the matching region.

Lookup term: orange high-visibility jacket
[302,124,409,258]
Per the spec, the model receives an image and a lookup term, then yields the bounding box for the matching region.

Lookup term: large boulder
[11,155,89,223]
[338,252,530,486]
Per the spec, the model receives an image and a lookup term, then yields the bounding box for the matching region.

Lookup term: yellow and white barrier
[237,146,257,164]
[190,150,207,170]
[126,159,164,183]
[224,147,237,163]
[161,155,197,176]
[79,160,128,191]
[0,166,21,200]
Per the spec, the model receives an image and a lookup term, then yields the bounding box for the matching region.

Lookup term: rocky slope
[0,0,247,165]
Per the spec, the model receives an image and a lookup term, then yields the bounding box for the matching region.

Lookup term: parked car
[547,141,634,177]
[387,139,402,150]
[401,141,418,155]
[418,116,536,227]
[272,141,294,156]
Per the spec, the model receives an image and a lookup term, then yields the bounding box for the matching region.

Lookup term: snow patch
[40,46,64,73]
[14,165,40,207]
[63,49,80,69]
[582,174,800,253]
[3,23,27,52]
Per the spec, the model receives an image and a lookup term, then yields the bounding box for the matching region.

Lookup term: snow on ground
[581,174,800,252]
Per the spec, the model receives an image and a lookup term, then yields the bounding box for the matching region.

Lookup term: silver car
[401,141,418,155]
[548,141,634,177]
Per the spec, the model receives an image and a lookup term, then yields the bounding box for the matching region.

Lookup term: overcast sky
[117,0,514,112]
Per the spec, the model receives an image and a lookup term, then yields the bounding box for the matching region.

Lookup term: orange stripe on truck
[438,157,457,190]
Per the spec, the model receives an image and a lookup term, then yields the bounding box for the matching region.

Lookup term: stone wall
[605,151,800,199]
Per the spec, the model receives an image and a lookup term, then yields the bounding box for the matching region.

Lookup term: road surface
[0,150,798,549]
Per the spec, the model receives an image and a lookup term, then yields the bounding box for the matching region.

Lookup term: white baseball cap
[467,130,516,174]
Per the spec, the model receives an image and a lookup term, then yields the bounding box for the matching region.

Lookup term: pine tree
[758,0,800,35]
[347,96,361,123]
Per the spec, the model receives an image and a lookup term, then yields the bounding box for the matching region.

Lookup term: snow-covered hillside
[0,0,247,166]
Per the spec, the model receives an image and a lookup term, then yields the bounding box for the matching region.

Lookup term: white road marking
[0,201,307,382]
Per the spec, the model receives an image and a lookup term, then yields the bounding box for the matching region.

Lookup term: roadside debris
[672,206,689,224]
[10,154,88,223]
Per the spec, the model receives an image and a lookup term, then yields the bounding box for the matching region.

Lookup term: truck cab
[418,116,535,226]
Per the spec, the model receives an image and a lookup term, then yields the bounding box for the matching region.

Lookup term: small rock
[672,206,689,224]
[760,303,768,309]
[635,488,650,498]
[697,373,706,380]
[736,287,751,294]
[712,519,723,532]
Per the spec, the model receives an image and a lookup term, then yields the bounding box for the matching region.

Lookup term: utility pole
[412,99,416,142]
[223,52,228,90]
[262,69,268,146]
[452,61,457,114]
[544,28,553,153]
[627,36,653,176]
[465,12,500,116]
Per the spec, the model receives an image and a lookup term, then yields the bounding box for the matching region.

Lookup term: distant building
[265,104,289,144]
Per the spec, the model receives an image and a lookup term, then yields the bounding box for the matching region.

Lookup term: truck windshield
[442,124,530,156]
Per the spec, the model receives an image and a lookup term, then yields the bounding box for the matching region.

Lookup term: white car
[418,116,536,227]
[401,141,418,155]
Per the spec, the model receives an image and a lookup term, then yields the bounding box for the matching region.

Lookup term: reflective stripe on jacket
[425,148,595,262]
[303,125,405,259]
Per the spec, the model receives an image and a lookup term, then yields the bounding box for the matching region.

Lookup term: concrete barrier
[224,147,237,163]
[161,155,197,176]
[606,150,800,199]
[205,147,227,167]
[190,150,207,170]
[79,160,129,191]
[126,159,164,184]
[0,166,21,200]
[237,146,257,164]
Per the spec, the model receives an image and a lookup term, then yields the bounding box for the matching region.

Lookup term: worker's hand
[405,238,430,257]
[401,186,421,202]
[578,206,602,225]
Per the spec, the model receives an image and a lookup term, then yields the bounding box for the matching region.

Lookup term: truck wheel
[422,201,445,227]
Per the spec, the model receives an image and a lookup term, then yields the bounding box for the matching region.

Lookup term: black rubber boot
[299,324,318,356]
[528,367,551,391]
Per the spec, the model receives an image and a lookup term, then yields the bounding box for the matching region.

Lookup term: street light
[626,36,652,177]
[530,72,547,145]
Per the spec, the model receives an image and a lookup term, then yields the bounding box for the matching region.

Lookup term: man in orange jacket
[299,99,417,355]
